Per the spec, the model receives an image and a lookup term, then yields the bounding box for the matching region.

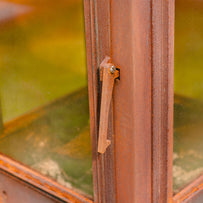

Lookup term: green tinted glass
[174,0,203,193]
[0,0,93,197]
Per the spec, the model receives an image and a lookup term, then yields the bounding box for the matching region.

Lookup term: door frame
[0,0,173,202]
[85,0,153,202]
[85,0,174,202]
[0,0,202,202]
[151,0,203,202]
[151,0,174,202]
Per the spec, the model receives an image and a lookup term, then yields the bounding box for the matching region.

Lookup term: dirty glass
[0,0,93,197]
[174,0,203,193]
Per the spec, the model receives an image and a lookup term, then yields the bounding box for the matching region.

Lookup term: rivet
[110,65,116,74]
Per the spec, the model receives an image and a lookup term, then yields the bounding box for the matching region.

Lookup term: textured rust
[85,0,175,202]
[84,0,116,202]
[151,0,175,202]
[111,0,152,202]
[98,56,119,154]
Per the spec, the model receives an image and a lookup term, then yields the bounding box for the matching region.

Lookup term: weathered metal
[111,0,152,202]
[84,0,116,202]
[98,56,119,154]
[151,0,175,202]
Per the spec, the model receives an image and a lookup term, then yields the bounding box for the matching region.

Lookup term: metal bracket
[98,56,120,154]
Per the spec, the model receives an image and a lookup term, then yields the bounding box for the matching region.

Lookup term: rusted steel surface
[92,1,117,201]
[85,0,174,202]
[83,1,99,202]
[0,155,92,203]
[111,0,152,202]
[98,56,119,154]
[151,0,175,203]
[173,175,203,203]
[84,0,175,202]
[84,0,116,202]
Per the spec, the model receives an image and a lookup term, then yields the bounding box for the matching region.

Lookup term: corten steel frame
[84,0,203,202]
[84,0,153,202]
[151,0,174,202]
[151,0,203,202]
[85,0,174,202]
[0,0,202,203]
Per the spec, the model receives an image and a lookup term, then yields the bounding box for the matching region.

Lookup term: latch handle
[98,56,119,154]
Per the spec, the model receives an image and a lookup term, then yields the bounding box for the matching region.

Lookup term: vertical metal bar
[111,0,152,202]
[151,0,174,202]
[84,0,116,202]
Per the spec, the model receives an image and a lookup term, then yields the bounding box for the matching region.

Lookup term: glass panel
[174,0,203,193]
[0,0,93,197]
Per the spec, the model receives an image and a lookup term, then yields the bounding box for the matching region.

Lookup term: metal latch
[98,56,120,154]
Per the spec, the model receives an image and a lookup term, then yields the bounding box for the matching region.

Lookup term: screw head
[110,65,116,74]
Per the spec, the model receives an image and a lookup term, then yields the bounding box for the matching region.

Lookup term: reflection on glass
[174,0,203,193]
[0,0,93,197]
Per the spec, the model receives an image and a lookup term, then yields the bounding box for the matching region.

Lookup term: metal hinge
[98,56,120,154]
